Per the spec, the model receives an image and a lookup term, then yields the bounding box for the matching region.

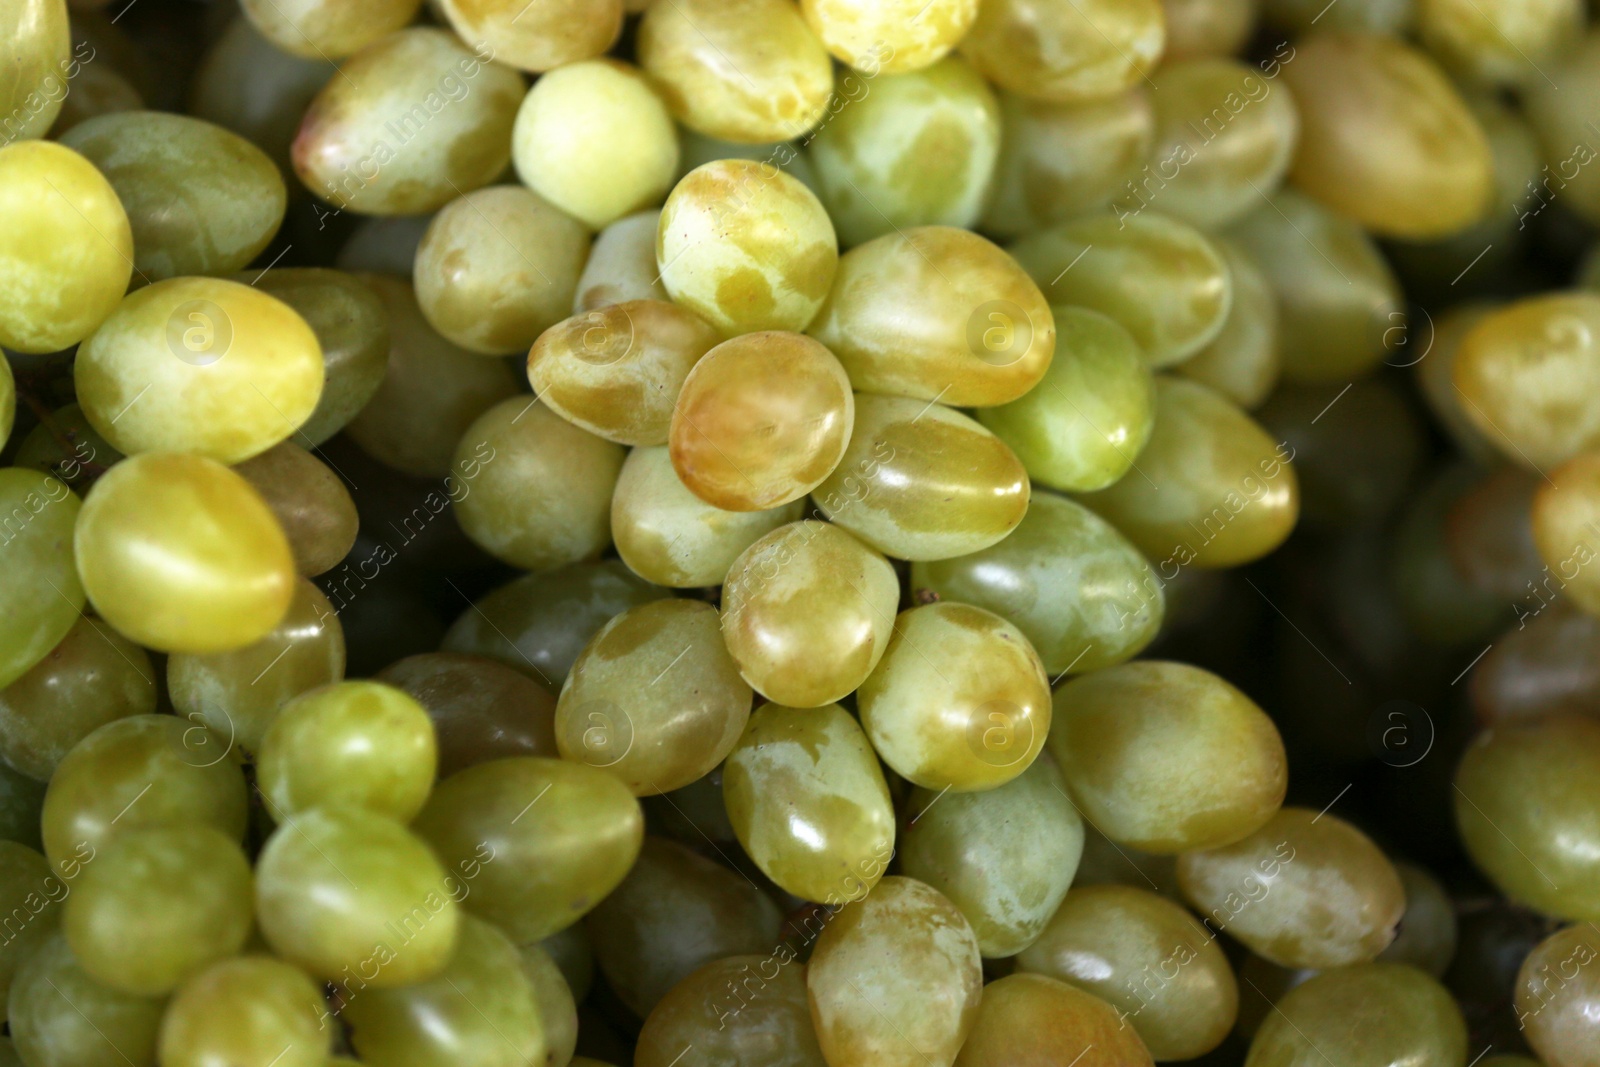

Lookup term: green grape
[0,0,70,143]
[1391,464,1507,646]
[74,452,296,654]
[239,0,420,59]
[1245,963,1467,1067]
[808,226,1055,405]
[436,0,620,73]
[344,915,546,1067]
[0,1039,18,1067]
[813,394,1030,561]
[720,520,899,707]
[257,681,437,821]
[1448,471,1542,600]
[441,560,668,689]
[635,954,826,1067]
[1163,0,1256,59]
[48,47,142,136]
[256,806,460,988]
[293,29,525,216]
[518,943,577,1067]
[0,763,46,850]
[412,756,644,942]
[243,269,390,448]
[1420,0,1582,86]
[1175,237,1281,409]
[540,922,595,1003]
[858,602,1051,792]
[13,404,122,486]
[808,877,982,1067]
[62,825,252,996]
[976,306,1154,492]
[451,398,624,571]
[1010,212,1231,368]
[801,0,978,73]
[414,186,590,356]
[676,130,820,188]
[0,357,11,452]
[234,442,358,577]
[0,469,84,690]
[1527,36,1600,226]
[59,112,285,281]
[1015,884,1238,1060]
[573,210,669,311]
[376,652,558,778]
[556,599,751,795]
[511,59,677,229]
[657,161,838,336]
[343,275,520,478]
[1515,923,1600,1067]
[41,715,248,874]
[1233,951,1316,1041]
[1177,807,1405,968]
[0,616,155,782]
[912,493,1164,676]
[584,836,783,1017]
[157,956,331,1067]
[0,841,57,1012]
[528,301,720,447]
[1455,714,1600,922]
[807,57,1000,247]
[612,446,805,588]
[1378,862,1458,977]
[8,932,165,1067]
[637,0,832,142]
[899,754,1084,958]
[722,702,895,905]
[669,332,853,511]
[960,0,1164,104]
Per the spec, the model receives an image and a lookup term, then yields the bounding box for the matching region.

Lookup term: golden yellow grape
[438,0,621,73]
[239,0,422,59]
[801,0,979,74]
[953,973,1157,1067]
[1,0,70,143]
[961,0,1164,104]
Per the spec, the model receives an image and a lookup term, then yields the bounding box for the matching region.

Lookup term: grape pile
[2,0,1599,1065]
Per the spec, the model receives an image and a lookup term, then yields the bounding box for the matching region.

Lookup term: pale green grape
[518,943,578,1067]
[239,0,420,58]
[1245,963,1467,1067]
[157,956,331,1067]
[0,841,57,1013]
[0,468,84,690]
[8,932,165,1067]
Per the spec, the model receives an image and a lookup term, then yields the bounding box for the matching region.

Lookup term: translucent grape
[0,469,85,690]
[960,0,1165,104]
[518,943,577,1067]
[0,0,70,143]
[239,0,421,59]
[800,0,979,74]
[8,932,165,1067]
[436,0,620,74]
[1515,923,1600,1067]
[1244,963,1467,1067]
[1175,236,1281,409]
[953,973,1156,1067]
[157,956,330,1067]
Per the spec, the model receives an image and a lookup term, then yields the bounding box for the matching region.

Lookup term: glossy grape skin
[1078,377,1299,570]
[344,275,519,478]
[0,470,84,691]
[244,269,390,447]
[722,702,895,905]
[256,806,459,987]
[528,300,720,446]
[441,560,668,688]
[585,836,782,1017]
[573,210,669,312]
[807,58,1000,248]
[1455,714,1600,922]
[0,842,57,1012]
[157,956,330,1067]
[376,652,558,776]
[59,112,285,281]
[0,0,69,142]
[960,0,1164,104]
[414,186,590,356]
[720,521,899,707]
[8,932,165,1067]
[234,443,358,577]
[438,0,619,73]
[239,0,420,59]
[637,0,832,143]
[900,754,1084,958]
[657,161,838,336]
[1226,189,1403,384]
[1017,885,1237,1060]
[802,0,977,73]
[1245,963,1467,1067]
[556,599,751,795]
[976,306,1154,492]
[1515,923,1600,1067]
[815,395,1030,561]
[293,29,524,216]
[451,398,623,571]
[1176,237,1281,409]
[912,494,1163,677]
[413,756,644,942]
[1379,863,1458,977]
[1011,212,1231,368]
[1177,807,1405,968]
[74,452,296,654]
[953,973,1155,1067]
[635,954,827,1067]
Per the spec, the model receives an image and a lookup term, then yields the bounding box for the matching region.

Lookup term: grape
[573,211,669,312]
[1176,238,1281,409]
[722,702,895,904]
[637,0,833,143]
[635,954,826,1067]
[813,394,1030,561]
[657,161,838,336]
[376,652,559,777]
[678,129,821,188]
[0,141,132,354]
[1515,922,1600,1067]
[8,932,165,1067]
[899,754,1084,957]
[234,442,359,577]
[414,186,590,356]
[41,715,248,874]
[292,29,524,216]
[1444,466,1543,601]
[13,406,114,491]
[1176,806,1405,968]
[519,943,578,1067]
[1526,36,1600,225]
[953,973,1155,1066]
[1469,601,1600,725]
[239,0,421,59]
[859,602,1051,792]
[1245,963,1467,1067]
[255,806,460,988]
[800,0,977,73]
[511,60,678,229]
[1264,0,1410,32]
[0,358,12,453]
[157,956,331,1067]
[0,480,85,693]
[0,0,69,143]
[584,836,782,1017]
[808,226,1054,405]
[1162,0,1256,60]
[528,300,721,447]
[73,452,296,654]
[59,112,285,281]
[0,763,46,851]
[540,922,596,1002]
[960,0,1164,103]
[436,0,620,73]
[411,756,644,942]
[1420,0,1582,86]
[0,841,57,1012]
[1378,862,1459,977]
